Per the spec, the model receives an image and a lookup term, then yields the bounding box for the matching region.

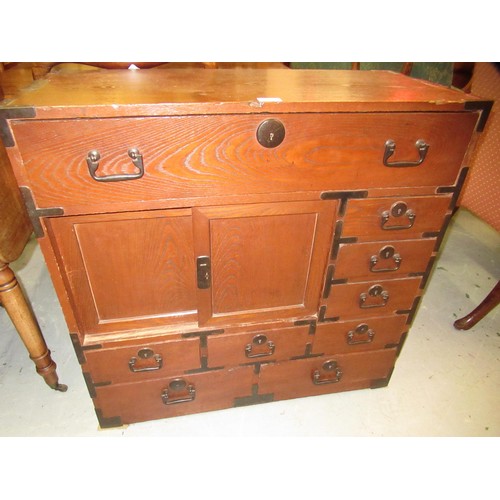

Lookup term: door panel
[46,209,197,336]
[193,201,337,326]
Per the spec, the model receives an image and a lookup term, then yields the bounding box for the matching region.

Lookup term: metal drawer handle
[245,334,276,358]
[347,323,375,345]
[86,148,144,182]
[359,284,389,309]
[312,360,343,385]
[370,245,402,273]
[383,139,429,167]
[128,348,163,373]
[161,378,196,405]
[381,201,416,230]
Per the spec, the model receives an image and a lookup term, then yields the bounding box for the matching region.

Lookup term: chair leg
[0,261,67,391]
[454,280,500,330]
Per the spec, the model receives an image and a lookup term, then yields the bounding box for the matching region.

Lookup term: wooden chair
[454,281,500,330]
[454,62,500,330]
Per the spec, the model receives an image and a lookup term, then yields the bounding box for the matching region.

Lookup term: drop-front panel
[0,69,489,428]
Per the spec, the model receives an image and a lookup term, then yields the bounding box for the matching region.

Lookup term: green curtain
[289,62,453,86]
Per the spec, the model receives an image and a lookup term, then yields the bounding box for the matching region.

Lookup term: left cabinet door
[45,209,198,337]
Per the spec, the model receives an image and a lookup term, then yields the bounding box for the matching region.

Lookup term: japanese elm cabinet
[0,69,489,428]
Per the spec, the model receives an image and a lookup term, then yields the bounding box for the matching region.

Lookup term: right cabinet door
[193,200,337,326]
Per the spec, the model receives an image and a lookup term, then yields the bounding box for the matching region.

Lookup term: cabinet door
[45,209,197,337]
[193,201,337,326]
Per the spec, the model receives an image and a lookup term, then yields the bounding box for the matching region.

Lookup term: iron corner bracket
[0,107,36,147]
[19,186,64,238]
[464,100,493,132]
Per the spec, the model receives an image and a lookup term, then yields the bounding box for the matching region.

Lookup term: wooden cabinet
[0,69,489,428]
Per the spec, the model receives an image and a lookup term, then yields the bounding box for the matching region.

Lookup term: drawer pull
[86,148,144,182]
[381,201,416,230]
[370,245,402,273]
[383,139,429,167]
[245,334,276,358]
[161,378,196,405]
[128,348,163,373]
[312,360,343,385]
[359,284,389,309]
[347,323,375,345]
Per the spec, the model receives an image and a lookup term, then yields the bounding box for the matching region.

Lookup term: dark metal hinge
[464,100,494,132]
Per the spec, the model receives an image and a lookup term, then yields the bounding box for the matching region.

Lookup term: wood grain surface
[325,277,422,320]
[11,112,477,212]
[193,200,337,326]
[334,238,437,281]
[342,195,453,241]
[45,209,197,335]
[258,349,397,399]
[2,69,484,119]
[313,315,408,355]
[0,142,31,262]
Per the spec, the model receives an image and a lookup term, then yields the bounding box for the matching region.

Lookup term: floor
[0,208,498,437]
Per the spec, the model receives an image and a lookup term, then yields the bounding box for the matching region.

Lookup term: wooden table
[0,141,66,391]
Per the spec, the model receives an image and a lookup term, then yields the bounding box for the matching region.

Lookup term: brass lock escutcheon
[312,360,343,385]
[347,323,375,345]
[359,284,389,309]
[86,148,145,182]
[256,119,286,148]
[128,348,163,373]
[161,378,196,405]
[381,201,416,230]
[370,245,402,273]
[245,334,276,359]
[383,139,429,167]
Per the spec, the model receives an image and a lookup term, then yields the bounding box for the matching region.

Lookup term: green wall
[289,62,453,86]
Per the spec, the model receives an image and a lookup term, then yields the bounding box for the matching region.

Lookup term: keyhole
[380,245,395,259]
[391,202,408,218]
[269,132,274,142]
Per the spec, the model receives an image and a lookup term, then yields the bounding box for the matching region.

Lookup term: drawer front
[206,325,311,367]
[324,277,422,320]
[335,238,436,282]
[93,366,255,425]
[82,336,201,384]
[312,316,408,355]
[12,112,475,210]
[342,196,452,241]
[258,349,397,400]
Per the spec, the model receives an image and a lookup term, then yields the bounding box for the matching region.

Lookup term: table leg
[0,261,67,391]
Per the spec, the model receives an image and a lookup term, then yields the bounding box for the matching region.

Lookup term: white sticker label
[256,97,283,104]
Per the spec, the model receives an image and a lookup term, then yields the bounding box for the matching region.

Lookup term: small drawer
[206,325,311,367]
[258,349,397,401]
[334,238,436,282]
[312,316,408,355]
[11,112,475,212]
[81,336,201,384]
[342,196,452,242]
[323,277,422,320]
[93,365,255,426]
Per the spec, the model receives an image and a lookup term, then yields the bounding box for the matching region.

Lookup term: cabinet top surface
[1,68,483,118]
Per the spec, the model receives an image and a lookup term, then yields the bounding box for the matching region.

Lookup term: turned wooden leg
[0,261,67,391]
[454,280,500,330]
